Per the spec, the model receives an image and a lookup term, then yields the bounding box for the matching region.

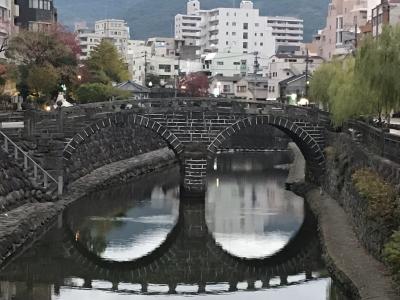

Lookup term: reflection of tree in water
[78,206,130,256]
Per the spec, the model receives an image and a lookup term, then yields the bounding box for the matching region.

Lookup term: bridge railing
[0,130,63,195]
[22,98,331,139]
[347,120,400,164]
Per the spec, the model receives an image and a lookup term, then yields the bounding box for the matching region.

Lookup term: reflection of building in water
[150,185,180,211]
[206,154,304,237]
[0,282,52,300]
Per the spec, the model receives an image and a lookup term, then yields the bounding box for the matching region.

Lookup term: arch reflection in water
[65,167,180,262]
[206,152,304,258]
[0,152,346,299]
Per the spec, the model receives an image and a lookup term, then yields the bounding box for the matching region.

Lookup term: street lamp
[148,81,153,88]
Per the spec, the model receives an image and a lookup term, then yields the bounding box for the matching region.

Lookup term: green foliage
[86,40,129,84]
[383,231,400,282]
[352,168,399,223]
[310,25,400,125]
[75,83,130,103]
[27,64,60,97]
[309,61,337,108]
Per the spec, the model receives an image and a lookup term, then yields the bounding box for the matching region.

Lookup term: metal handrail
[0,130,63,195]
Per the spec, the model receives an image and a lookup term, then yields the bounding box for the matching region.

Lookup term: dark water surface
[0,152,348,300]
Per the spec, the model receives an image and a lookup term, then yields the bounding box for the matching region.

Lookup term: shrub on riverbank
[351,168,399,224]
[383,232,400,284]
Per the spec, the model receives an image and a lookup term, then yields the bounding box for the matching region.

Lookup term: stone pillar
[228,281,238,292]
[180,143,208,197]
[36,133,65,193]
[168,283,177,294]
[180,200,207,239]
[198,283,206,293]
[141,283,148,293]
[247,280,256,290]
[261,277,270,288]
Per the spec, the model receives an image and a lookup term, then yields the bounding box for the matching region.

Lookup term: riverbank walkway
[302,187,398,300]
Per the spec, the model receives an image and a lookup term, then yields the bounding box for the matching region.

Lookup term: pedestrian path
[304,187,398,300]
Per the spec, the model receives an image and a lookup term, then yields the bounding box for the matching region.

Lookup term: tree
[309,61,338,110]
[75,83,130,103]
[5,25,80,104]
[180,72,209,97]
[86,40,129,84]
[309,25,400,126]
[26,64,60,98]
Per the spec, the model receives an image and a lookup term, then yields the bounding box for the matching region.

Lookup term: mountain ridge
[55,0,329,42]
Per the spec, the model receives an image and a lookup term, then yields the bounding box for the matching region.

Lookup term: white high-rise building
[265,16,304,48]
[76,19,130,61]
[175,0,304,77]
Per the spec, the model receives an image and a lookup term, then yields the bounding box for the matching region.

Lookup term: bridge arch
[62,112,185,182]
[207,115,325,179]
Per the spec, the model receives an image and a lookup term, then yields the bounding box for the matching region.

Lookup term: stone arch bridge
[27,98,330,193]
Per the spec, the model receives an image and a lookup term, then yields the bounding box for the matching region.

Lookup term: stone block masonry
[0,147,177,269]
[324,132,400,260]
[64,123,167,184]
[0,149,54,213]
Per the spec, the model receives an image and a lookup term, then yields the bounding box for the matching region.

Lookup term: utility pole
[175,56,181,98]
[354,23,358,50]
[144,51,147,86]
[253,51,259,78]
[305,48,309,98]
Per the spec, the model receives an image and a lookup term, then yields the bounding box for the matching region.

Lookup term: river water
[0,152,348,300]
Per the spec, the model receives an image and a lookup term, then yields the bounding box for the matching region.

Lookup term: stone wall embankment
[0,149,54,213]
[64,124,167,183]
[324,132,400,260]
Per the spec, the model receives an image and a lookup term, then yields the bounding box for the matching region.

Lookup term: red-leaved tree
[179,72,209,97]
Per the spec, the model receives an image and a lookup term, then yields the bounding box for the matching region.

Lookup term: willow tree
[309,60,340,110]
[355,26,400,124]
[327,58,367,126]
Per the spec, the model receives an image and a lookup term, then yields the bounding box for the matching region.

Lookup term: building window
[255,23,259,27]
[243,23,248,30]
[243,42,248,49]
[232,32,236,36]
[159,64,171,72]
[223,85,230,93]
[260,42,263,46]
[243,32,248,39]
[232,22,236,26]
[217,61,224,65]
[237,85,247,93]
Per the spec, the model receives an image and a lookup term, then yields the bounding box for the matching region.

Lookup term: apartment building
[15,0,57,31]
[175,0,202,46]
[312,0,368,60]
[129,37,202,85]
[268,52,323,100]
[371,0,400,36]
[76,19,130,61]
[265,16,304,47]
[0,0,19,48]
